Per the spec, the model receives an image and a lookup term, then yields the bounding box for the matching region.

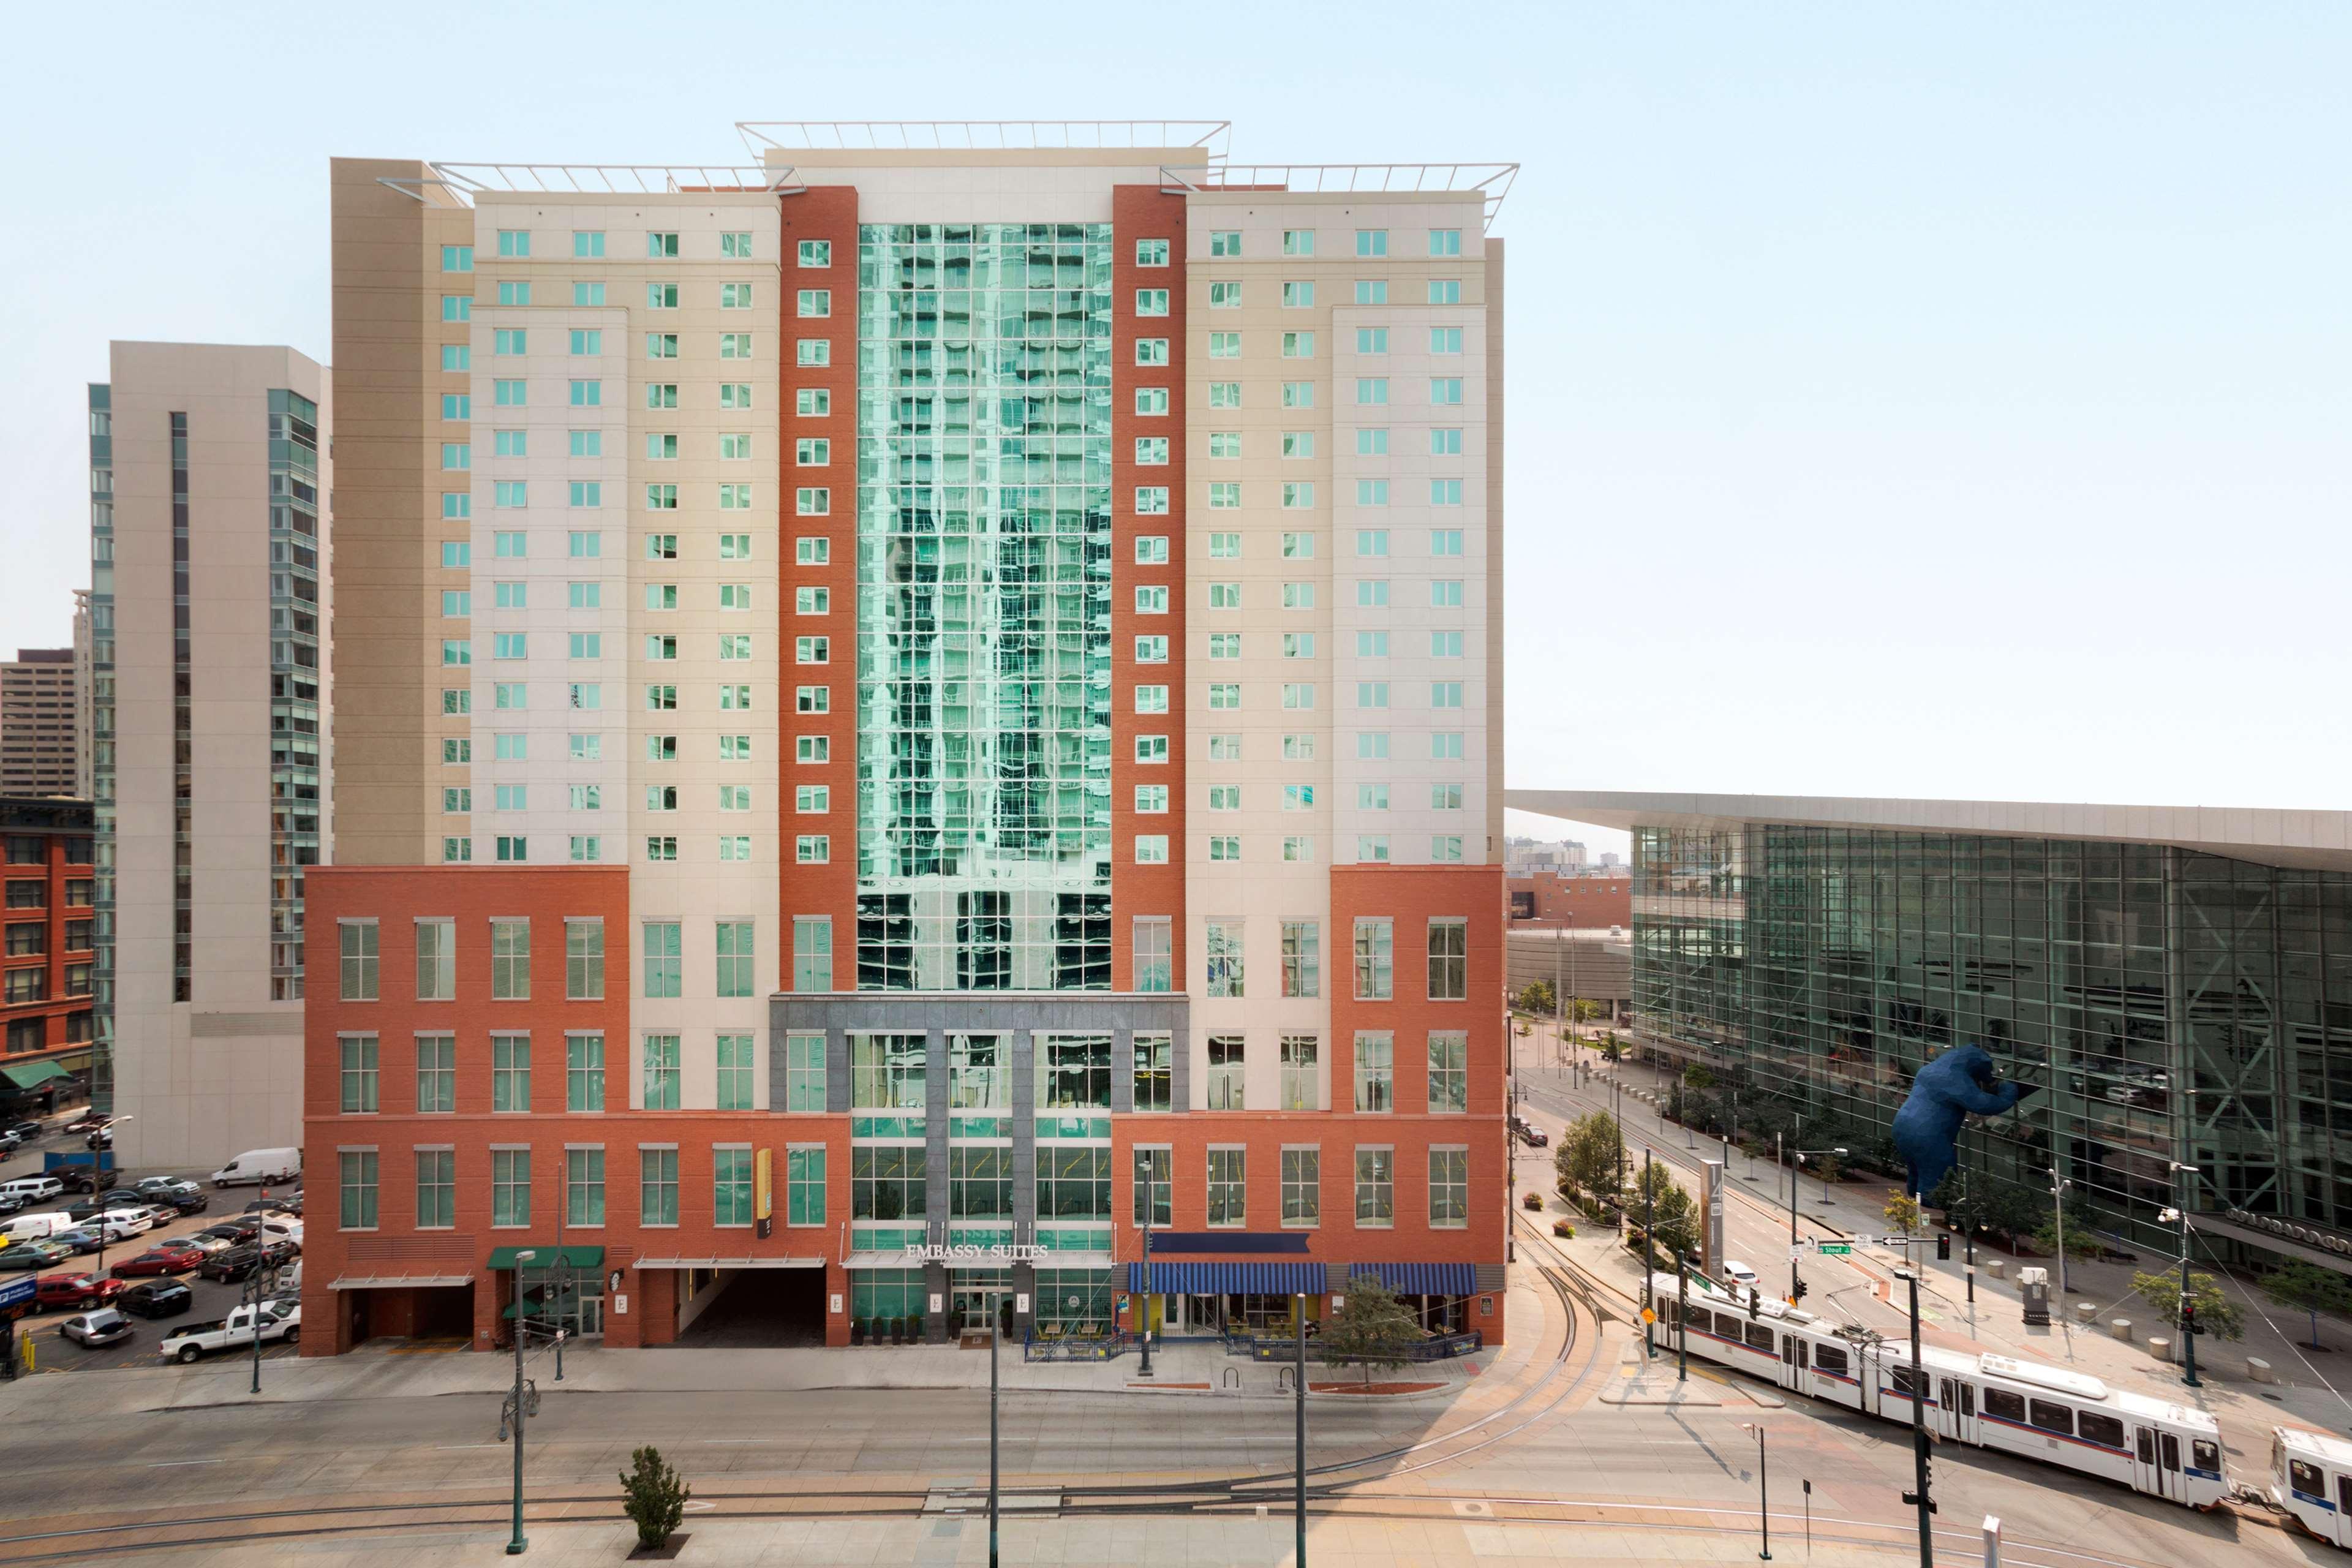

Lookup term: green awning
[484,1244,605,1272]
[0,1060,72,1093]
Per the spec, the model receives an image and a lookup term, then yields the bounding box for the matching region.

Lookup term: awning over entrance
[0,1060,72,1093]
[1126,1261,1326,1294]
[329,1273,474,1291]
[1349,1262,1477,1295]
[484,1244,605,1272]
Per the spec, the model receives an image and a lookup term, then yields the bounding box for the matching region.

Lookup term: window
[1135,338,1168,366]
[1429,326,1464,356]
[1431,526,1465,554]
[1355,278,1389,305]
[786,1146,826,1226]
[797,238,829,266]
[572,281,605,307]
[571,228,605,258]
[1135,237,1169,266]
[1133,917,1172,993]
[1355,478,1390,508]
[405,918,454,1001]
[492,1033,530,1112]
[1136,734,1169,764]
[1208,281,1241,309]
[1208,229,1242,257]
[1209,632,1240,659]
[1207,1148,1246,1227]
[1134,287,1169,316]
[794,916,832,990]
[1134,386,1169,416]
[1134,835,1168,864]
[441,345,470,374]
[1430,1147,1469,1227]
[643,921,680,998]
[1208,381,1239,409]
[562,1148,605,1227]
[722,332,755,360]
[442,244,473,272]
[1432,579,1465,608]
[647,230,679,257]
[339,1150,379,1231]
[1133,1147,1173,1226]
[1356,326,1389,355]
[643,1034,681,1110]
[717,1034,755,1111]
[1209,835,1240,861]
[1282,228,1314,255]
[1428,918,1468,1000]
[729,383,760,410]
[339,1035,378,1113]
[1208,331,1240,359]
[1354,1031,1395,1112]
[1207,1035,1245,1110]
[1208,682,1240,709]
[1134,783,1168,812]
[715,921,755,997]
[1355,228,1388,257]
[2028,1400,2075,1437]
[1281,331,1314,359]
[567,1033,605,1112]
[1429,278,1462,304]
[1355,1148,1394,1227]
[1282,481,1314,510]
[442,441,470,470]
[640,1148,679,1226]
[484,1148,533,1227]
[1428,227,1464,255]
[1134,685,1168,714]
[1430,376,1464,405]
[785,1033,826,1111]
[497,228,530,258]
[1354,918,1393,1000]
[339,921,379,1001]
[1208,785,1240,812]
[570,379,602,407]
[415,1149,455,1228]
[796,486,829,515]
[565,919,604,1000]
[1134,436,1169,465]
[1279,919,1321,998]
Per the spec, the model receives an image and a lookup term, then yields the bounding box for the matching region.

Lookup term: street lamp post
[505,1247,536,1556]
[246,1257,280,1396]
[91,1113,134,1281]
[2168,1163,2201,1389]
[988,1284,1001,1568]
[1294,1293,1308,1566]
[1738,1422,1771,1560]
[1676,1254,1689,1382]
[1789,1148,1845,1304]
[2048,1170,2072,1298]
[1641,1148,1656,1359]
[1896,1268,1934,1568]
[1137,1156,1159,1378]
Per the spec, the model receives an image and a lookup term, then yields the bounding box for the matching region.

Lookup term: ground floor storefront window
[851,1267,925,1327]
[1033,1268,1110,1334]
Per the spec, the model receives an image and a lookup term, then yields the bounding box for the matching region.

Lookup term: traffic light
[1748,1288,1760,1319]
[2182,1300,2197,1336]
[1936,1233,1952,1261]
[1792,1278,1809,1300]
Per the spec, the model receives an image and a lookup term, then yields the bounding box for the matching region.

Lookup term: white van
[1,1211,76,1245]
[211,1148,302,1189]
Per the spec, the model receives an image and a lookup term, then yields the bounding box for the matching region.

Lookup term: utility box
[2018,1266,2050,1326]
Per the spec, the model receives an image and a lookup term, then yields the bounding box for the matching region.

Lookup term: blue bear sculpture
[1891,1042,2038,1199]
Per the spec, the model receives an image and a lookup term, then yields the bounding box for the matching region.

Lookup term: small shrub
[619,1444,691,1551]
[1551,1219,1575,1238]
[1522,1190,1544,1210]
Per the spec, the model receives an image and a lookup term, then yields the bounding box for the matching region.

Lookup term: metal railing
[1236,1329,1483,1364]
[1020,1329,1131,1362]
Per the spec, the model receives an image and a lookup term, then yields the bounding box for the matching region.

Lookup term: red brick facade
[0,799,96,1087]
[1507,870,1630,930]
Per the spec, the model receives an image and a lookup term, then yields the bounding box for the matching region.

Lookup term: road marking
[434,1443,502,1450]
[702,1439,769,1445]
[146,1459,224,1468]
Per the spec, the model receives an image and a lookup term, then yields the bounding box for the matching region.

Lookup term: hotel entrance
[949,1268,1011,1338]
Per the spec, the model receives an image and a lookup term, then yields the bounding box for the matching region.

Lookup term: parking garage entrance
[669,1264,827,1348]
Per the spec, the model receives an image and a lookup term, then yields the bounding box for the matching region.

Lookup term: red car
[109,1244,203,1279]
[36,1272,124,1311]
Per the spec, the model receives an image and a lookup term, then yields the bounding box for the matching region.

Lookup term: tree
[1600,1035,1624,1063]
[619,1444,692,1551]
[1324,1275,1425,1385]
[1555,1110,1623,1202]
[1517,980,1557,1017]
[2030,1215,2105,1263]
[1624,1160,1701,1265]
[2262,1261,2352,1351]
[1883,1191,1925,1241]
[2132,1269,2245,1343]
[1684,1064,1717,1092]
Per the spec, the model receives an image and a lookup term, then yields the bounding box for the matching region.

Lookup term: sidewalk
[0,1308,1521,1421]
[1515,1034,2352,1450]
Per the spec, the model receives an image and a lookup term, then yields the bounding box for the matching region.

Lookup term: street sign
[1639,1306,1656,1324]
[1818,1242,1853,1256]
[0,1276,33,1315]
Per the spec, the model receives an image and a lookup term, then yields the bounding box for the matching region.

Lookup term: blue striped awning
[1125,1261,1327,1295]
[1349,1262,1477,1295]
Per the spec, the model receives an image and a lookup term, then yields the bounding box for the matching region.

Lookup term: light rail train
[2270,1425,2352,1547]
[1643,1273,2231,1510]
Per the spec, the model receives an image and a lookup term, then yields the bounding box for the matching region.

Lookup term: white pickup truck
[158,1300,301,1363]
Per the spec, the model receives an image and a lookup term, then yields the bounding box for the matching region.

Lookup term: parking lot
[1,1111,301,1374]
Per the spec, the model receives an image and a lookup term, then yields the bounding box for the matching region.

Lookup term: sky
[2,2,2344,861]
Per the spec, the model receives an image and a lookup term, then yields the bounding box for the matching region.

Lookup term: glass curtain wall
[853,222,1114,992]
[266,390,325,999]
[1634,824,2352,1251]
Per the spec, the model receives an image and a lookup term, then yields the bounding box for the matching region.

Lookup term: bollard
[2073,1302,2099,1325]
[2248,1358,2275,1385]
[2149,1335,2172,1363]
[2109,1319,2132,1343]
[1985,1258,2007,1281]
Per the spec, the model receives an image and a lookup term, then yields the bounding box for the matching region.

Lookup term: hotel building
[306,125,1511,1354]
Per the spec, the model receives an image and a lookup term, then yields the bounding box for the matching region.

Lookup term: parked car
[1,1176,67,1207]
[178,1232,236,1257]
[209,1148,300,1189]
[5,1120,44,1144]
[59,1308,135,1349]
[85,1127,113,1152]
[36,1272,125,1311]
[110,1243,205,1279]
[62,1112,108,1135]
[1516,1122,1550,1148]
[197,1219,260,1246]
[0,1240,74,1272]
[0,1192,24,1216]
[198,1242,296,1283]
[257,1219,303,1253]
[116,1280,194,1319]
[156,1189,209,1217]
[66,1203,151,1237]
[50,1227,107,1257]
[0,1131,21,1156]
[1721,1259,1760,1288]
[159,1300,300,1363]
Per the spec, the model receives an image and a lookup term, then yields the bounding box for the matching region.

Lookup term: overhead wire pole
[1898,1269,1934,1568]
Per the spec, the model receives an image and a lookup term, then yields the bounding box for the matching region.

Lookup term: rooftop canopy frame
[1160,161,1520,229]
[377,162,804,209]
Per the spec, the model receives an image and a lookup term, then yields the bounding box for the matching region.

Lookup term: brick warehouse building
[0,797,97,1102]
[305,124,1512,1355]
